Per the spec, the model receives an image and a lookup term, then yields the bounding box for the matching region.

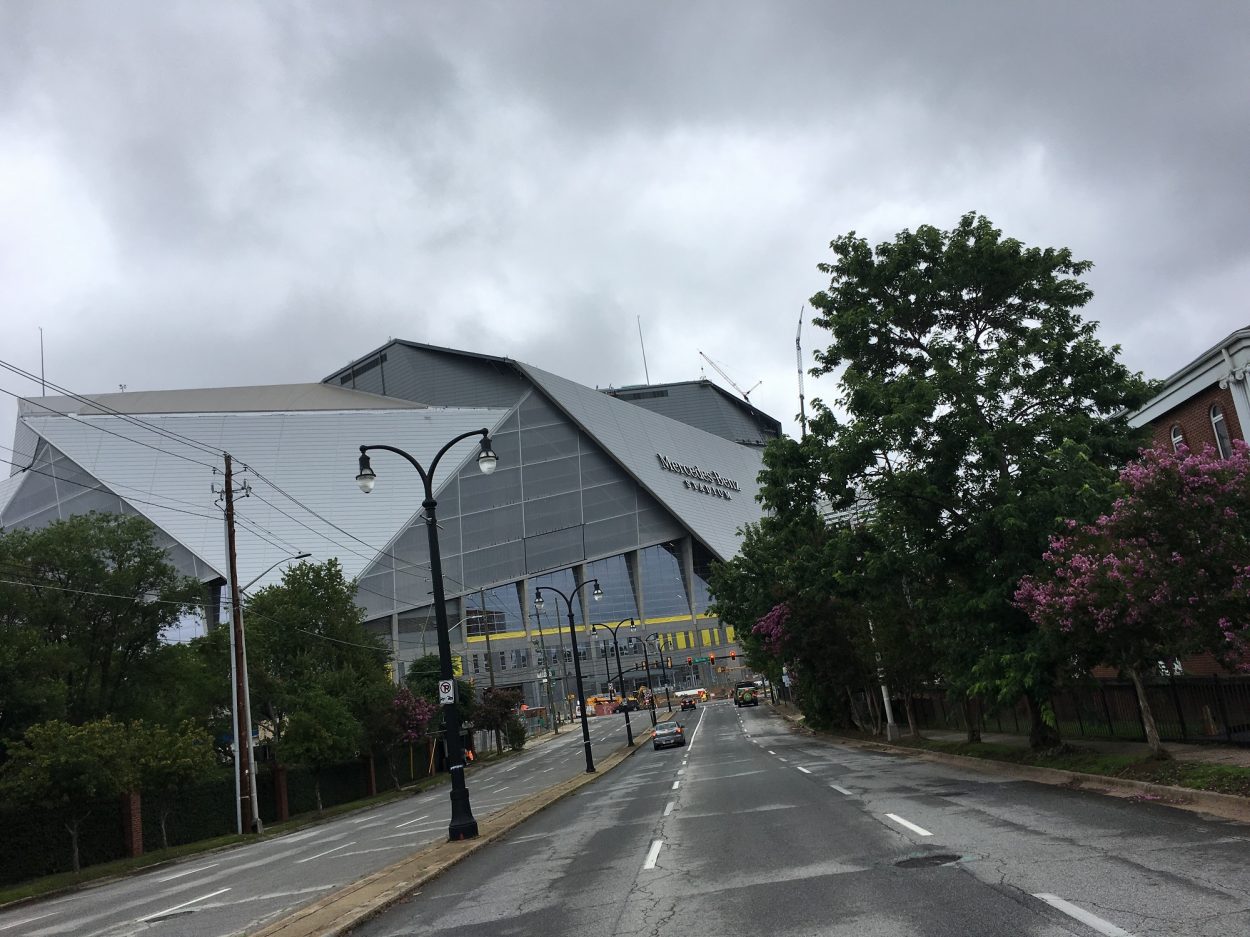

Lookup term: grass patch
[0,773,455,910]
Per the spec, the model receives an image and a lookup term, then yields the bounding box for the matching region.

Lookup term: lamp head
[477,434,498,475]
[591,580,603,602]
[534,592,544,612]
[356,450,376,494]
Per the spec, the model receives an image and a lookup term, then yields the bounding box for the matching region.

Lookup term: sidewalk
[919,729,1250,767]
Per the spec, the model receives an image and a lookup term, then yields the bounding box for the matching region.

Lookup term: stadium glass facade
[1,340,775,713]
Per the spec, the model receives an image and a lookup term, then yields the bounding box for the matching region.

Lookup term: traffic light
[667,657,673,668]
[730,651,737,661]
[686,656,693,666]
[709,653,716,664]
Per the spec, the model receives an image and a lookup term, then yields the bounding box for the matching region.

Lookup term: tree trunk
[963,698,982,744]
[865,686,882,735]
[904,693,919,738]
[67,819,81,873]
[160,808,171,850]
[313,773,324,814]
[1025,692,1063,751]
[1130,668,1170,759]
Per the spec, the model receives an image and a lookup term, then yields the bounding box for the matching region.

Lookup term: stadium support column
[680,538,702,685]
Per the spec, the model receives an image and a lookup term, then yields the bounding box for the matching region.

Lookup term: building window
[1170,424,1185,453]
[1211,404,1233,458]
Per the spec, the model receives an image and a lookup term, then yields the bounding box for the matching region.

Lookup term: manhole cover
[895,854,961,869]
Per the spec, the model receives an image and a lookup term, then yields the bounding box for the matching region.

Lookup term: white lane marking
[350,813,379,824]
[686,708,707,749]
[767,750,776,755]
[0,912,55,932]
[155,862,219,882]
[296,841,356,863]
[493,786,510,793]
[139,887,231,922]
[885,814,932,837]
[778,757,789,763]
[830,784,854,796]
[643,839,663,870]
[542,766,556,772]
[664,801,675,816]
[505,764,519,772]
[1033,894,1134,936]
[396,814,430,828]
[796,766,812,774]
[671,780,680,790]
[677,768,685,775]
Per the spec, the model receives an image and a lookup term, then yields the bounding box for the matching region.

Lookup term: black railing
[904,675,1250,746]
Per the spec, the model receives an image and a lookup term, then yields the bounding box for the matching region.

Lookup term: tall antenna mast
[796,307,808,438]
[637,316,651,385]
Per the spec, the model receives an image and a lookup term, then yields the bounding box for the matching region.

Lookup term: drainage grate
[895,854,961,869]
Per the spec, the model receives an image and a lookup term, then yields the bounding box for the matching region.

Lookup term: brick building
[1125,325,1250,676]
[1128,325,1250,455]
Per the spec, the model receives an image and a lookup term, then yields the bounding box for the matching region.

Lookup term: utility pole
[221,454,262,834]
[480,589,497,688]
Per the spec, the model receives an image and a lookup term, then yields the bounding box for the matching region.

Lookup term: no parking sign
[438,679,455,704]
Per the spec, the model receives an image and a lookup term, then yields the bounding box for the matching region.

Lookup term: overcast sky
[2,1,1247,454]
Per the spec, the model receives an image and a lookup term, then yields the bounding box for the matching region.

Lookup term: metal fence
[908,675,1250,747]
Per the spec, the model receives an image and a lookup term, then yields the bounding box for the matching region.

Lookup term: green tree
[0,719,136,872]
[280,689,362,813]
[797,213,1151,748]
[477,686,525,753]
[133,721,218,848]
[244,559,393,761]
[0,513,202,734]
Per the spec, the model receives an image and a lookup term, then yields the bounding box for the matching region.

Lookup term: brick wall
[1147,382,1244,451]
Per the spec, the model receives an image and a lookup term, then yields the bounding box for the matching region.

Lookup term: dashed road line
[395,814,430,828]
[885,814,932,837]
[155,862,219,883]
[664,801,675,816]
[296,842,356,863]
[796,766,811,774]
[671,780,680,790]
[829,784,853,796]
[139,887,231,922]
[643,840,664,870]
[1033,894,1134,936]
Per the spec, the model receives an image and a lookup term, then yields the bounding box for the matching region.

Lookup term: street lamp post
[355,429,498,842]
[531,634,559,734]
[640,638,658,726]
[534,579,603,773]
[648,632,673,711]
[592,619,637,745]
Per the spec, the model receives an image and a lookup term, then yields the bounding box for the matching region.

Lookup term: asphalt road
[352,700,1250,937]
[0,717,641,937]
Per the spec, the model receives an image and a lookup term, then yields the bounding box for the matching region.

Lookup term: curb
[771,710,1250,825]
[251,733,652,937]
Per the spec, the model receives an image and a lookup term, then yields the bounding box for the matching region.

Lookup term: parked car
[652,722,685,750]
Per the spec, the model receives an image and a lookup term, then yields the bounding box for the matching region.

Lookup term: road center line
[139,887,231,922]
[796,766,811,774]
[1033,894,1134,936]
[767,750,776,755]
[155,862,219,882]
[296,842,356,863]
[0,911,55,931]
[396,814,430,828]
[671,780,680,790]
[664,801,675,816]
[885,814,932,837]
[830,784,853,796]
[643,839,663,870]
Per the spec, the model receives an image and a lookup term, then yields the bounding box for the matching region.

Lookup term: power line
[0,383,219,471]
[0,358,224,459]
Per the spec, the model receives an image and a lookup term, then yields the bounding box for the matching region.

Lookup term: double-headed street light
[639,634,658,726]
[648,632,673,711]
[591,618,637,745]
[356,429,498,842]
[534,579,603,772]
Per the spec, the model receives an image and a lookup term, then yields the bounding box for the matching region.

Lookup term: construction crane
[698,351,761,402]
[796,307,807,438]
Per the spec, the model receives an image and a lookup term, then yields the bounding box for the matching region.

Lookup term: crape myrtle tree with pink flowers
[1016,442,1250,758]
[714,214,1153,748]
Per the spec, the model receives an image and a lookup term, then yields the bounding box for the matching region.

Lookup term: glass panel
[584,554,638,623]
[640,542,692,618]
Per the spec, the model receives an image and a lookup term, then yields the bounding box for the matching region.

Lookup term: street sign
[438,679,455,704]
[694,656,709,663]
